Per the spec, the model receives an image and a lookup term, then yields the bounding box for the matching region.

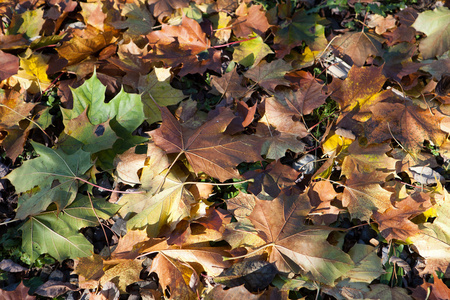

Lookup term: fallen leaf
[150,106,262,181]
[147,0,190,22]
[232,4,270,38]
[373,192,432,241]
[149,253,199,299]
[144,15,221,76]
[411,272,450,300]
[114,146,147,185]
[211,67,249,101]
[273,10,327,58]
[0,50,19,81]
[332,31,384,67]
[244,60,292,92]
[342,170,393,222]
[138,67,185,125]
[412,6,450,59]
[232,35,273,67]
[244,191,354,285]
[0,281,35,300]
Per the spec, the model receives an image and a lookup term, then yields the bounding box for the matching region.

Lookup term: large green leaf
[20,195,119,262]
[60,69,145,153]
[5,142,92,219]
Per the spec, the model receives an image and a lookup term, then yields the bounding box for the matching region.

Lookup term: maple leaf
[0,50,19,81]
[150,106,262,181]
[60,70,146,154]
[340,141,397,177]
[138,67,186,124]
[365,284,411,299]
[112,1,155,36]
[57,26,115,66]
[144,15,221,76]
[278,70,328,115]
[0,281,35,300]
[373,192,432,242]
[211,67,249,101]
[119,164,194,236]
[412,6,450,59]
[341,170,393,222]
[231,4,270,38]
[80,2,106,31]
[328,65,386,115]
[242,191,354,285]
[147,0,190,22]
[232,34,273,67]
[149,253,200,299]
[365,95,447,153]
[257,97,307,159]
[6,141,92,219]
[409,196,450,277]
[244,59,292,92]
[307,180,340,225]
[273,10,327,58]
[13,49,52,94]
[7,7,45,40]
[332,31,384,67]
[20,195,119,262]
[0,88,36,160]
[411,272,450,300]
[243,160,300,199]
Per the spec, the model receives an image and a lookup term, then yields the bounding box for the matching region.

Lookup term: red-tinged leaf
[150,106,262,181]
[373,193,432,242]
[0,50,19,81]
[0,281,35,300]
[411,272,450,300]
[365,94,447,153]
[232,3,270,38]
[144,15,221,76]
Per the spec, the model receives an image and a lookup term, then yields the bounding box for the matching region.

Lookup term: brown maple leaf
[365,94,447,153]
[373,192,432,242]
[211,67,249,101]
[245,191,354,284]
[243,160,300,199]
[147,0,190,23]
[332,31,384,67]
[342,170,393,221]
[150,106,262,181]
[232,3,270,38]
[144,15,221,76]
[283,70,328,115]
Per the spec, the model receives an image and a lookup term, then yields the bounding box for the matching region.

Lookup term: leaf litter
[1,0,450,299]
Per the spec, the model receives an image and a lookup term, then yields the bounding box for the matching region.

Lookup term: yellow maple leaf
[14,49,51,93]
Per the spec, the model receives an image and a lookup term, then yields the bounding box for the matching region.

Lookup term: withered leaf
[150,106,262,181]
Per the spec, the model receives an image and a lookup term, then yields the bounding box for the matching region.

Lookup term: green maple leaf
[59,69,146,154]
[273,10,327,58]
[6,142,92,219]
[20,195,119,262]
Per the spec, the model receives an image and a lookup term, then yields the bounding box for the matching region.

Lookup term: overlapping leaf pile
[1,0,450,299]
